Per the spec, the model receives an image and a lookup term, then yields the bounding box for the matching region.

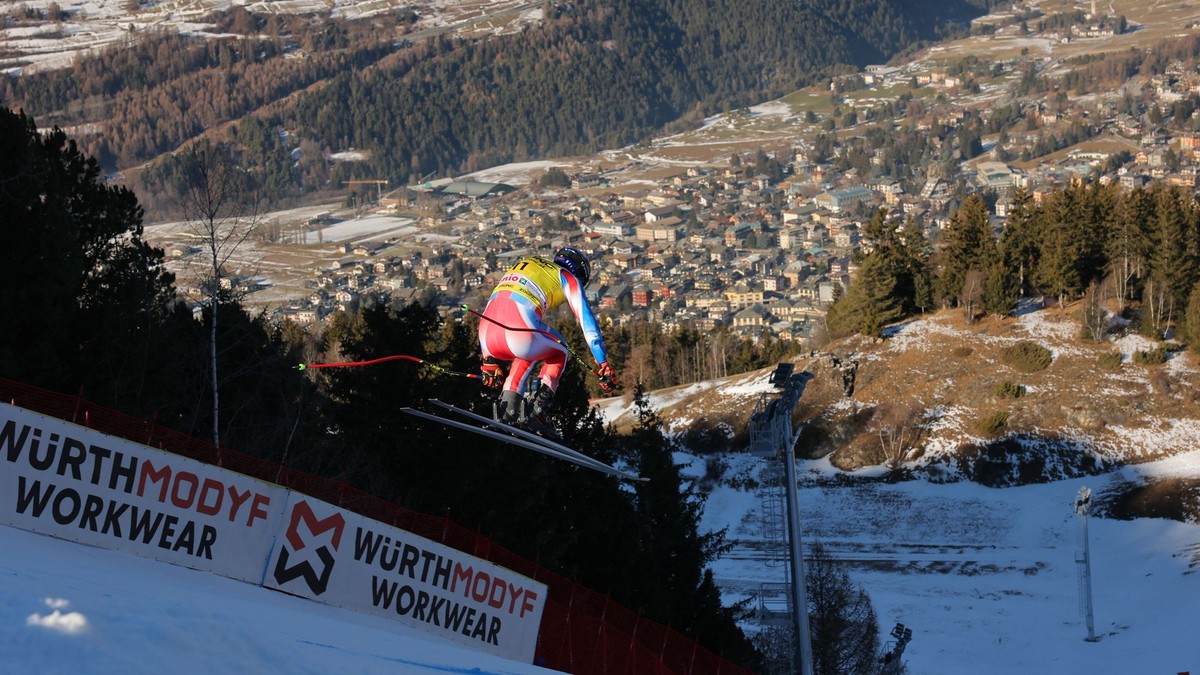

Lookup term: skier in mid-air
[477,247,616,435]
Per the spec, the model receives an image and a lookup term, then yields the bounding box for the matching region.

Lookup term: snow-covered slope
[2,0,539,75]
[595,306,1200,673]
[6,449,1196,674]
[681,451,1200,674]
[1,524,552,674]
[6,306,1198,674]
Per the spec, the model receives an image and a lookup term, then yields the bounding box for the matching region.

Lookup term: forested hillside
[2,0,993,216]
[276,0,991,187]
[1,21,396,166]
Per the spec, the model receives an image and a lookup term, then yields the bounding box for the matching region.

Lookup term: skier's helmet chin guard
[553,247,592,287]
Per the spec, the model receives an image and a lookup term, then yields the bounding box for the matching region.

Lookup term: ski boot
[494,390,522,425]
[521,386,561,442]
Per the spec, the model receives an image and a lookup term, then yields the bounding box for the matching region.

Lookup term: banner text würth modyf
[2,416,274,560]
[2,419,272,526]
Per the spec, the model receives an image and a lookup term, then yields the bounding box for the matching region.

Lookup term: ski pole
[295,354,481,380]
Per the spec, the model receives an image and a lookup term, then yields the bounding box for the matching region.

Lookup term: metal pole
[1080,512,1096,641]
[750,367,814,675]
[783,420,814,675]
[1075,486,1098,642]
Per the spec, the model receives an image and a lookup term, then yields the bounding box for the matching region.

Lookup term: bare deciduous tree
[1141,277,1172,339]
[751,625,798,675]
[961,269,986,324]
[178,141,263,447]
[622,342,655,403]
[878,398,925,470]
[1078,277,1113,343]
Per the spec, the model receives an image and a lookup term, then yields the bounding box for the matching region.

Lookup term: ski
[428,400,593,465]
[401,402,646,482]
[426,399,647,482]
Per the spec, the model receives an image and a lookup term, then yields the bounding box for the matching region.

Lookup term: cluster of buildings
[269,167,875,344]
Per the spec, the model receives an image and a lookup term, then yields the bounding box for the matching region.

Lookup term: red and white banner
[264,494,547,663]
[0,403,286,583]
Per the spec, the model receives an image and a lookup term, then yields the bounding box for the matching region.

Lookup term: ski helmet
[553,247,592,287]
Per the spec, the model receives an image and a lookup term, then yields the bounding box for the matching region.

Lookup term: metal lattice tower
[758,461,787,567]
[747,365,815,675]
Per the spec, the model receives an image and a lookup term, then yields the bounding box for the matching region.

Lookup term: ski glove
[596,362,617,394]
[481,359,505,389]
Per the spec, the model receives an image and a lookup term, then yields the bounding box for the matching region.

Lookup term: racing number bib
[494,257,565,312]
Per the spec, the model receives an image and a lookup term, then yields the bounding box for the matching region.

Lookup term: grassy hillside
[600,301,1200,522]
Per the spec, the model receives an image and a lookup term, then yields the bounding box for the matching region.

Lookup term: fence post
[475,525,491,560]
[72,387,84,424]
[558,584,578,672]
[625,615,641,674]
[587,593,611,675]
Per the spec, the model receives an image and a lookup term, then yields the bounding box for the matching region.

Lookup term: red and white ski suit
[478,255,608,395]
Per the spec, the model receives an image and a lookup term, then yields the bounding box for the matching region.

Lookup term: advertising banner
[0,403,286,583]
[265,493,547,664]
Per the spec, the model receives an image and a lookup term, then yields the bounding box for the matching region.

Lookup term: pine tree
[318,301,479,501]
[0,107,176,403]
[1034,182,1092,305]
[983,253,1019,317]
[998,187,1040,297]
[807,541,881,675]
[1182,281,1200,349]
[828,209,935,338]
[1083,180,1118,277]
[936,194,994,309]
[1106,186,1153,308]
[616,385,760,668]
[838,250,905,338]
[1148,184,1199,324]
[898,216,934,315]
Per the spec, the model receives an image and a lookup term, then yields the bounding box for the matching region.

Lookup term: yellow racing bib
[494,256,566,312]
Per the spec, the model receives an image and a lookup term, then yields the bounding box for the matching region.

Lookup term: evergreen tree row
[829,184,1200,346]
[603,320,794,394]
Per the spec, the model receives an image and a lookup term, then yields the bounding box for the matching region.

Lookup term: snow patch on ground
[463,160,563,186]
[719,373,777,396]
[747,100,792,118]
